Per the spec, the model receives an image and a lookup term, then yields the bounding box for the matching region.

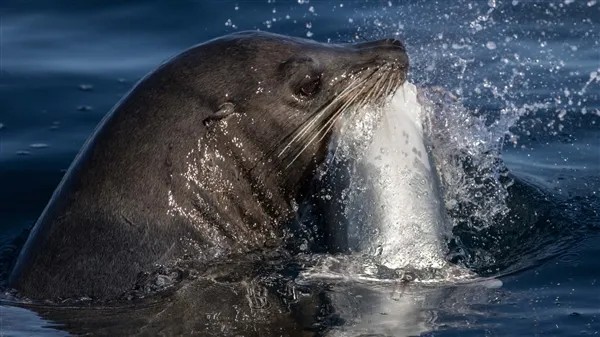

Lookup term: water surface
[1,0,599,336]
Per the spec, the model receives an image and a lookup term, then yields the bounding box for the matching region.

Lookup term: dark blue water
[1,0,599,336]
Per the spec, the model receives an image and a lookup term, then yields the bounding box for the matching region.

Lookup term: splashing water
[298,79,521,283]
[419,87,518,231]
[330,83,450,271]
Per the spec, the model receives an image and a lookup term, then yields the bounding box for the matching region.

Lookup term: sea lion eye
[298,76,321,98]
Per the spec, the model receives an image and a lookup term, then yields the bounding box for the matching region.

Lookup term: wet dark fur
[9,31,408,300]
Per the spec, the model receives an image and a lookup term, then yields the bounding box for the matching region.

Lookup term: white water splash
[335,82,450,271]
[299,77,523,282]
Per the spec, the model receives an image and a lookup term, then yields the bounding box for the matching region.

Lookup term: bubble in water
[486,41,497,50]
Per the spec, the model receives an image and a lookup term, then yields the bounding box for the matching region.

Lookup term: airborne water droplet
[29,143,49,149]
[78,84,93,91]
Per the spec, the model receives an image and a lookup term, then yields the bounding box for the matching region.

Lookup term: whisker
[314,90,363,143]
[277,75,366,158]
[283,71,379,168]
[277,63,407,170]
[308,72,378,139]
[383,72,397,101]
[284,79,367,168]
[327,70,399,168]
[249,67,404,176]
[314,102,352,145]
[299,78,364,133]
[326,96,365,169]
[356,72,384,108]
[374,72,393,106]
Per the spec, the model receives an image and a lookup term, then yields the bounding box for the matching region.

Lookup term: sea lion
[9,31,408,300]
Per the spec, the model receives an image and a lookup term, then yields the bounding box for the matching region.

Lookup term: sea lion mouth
[276,60,407,169]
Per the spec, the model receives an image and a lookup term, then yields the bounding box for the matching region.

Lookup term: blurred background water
[0,0,599,336]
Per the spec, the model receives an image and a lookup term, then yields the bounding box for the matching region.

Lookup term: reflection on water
[0,304,68,337]
[2,266,504,337]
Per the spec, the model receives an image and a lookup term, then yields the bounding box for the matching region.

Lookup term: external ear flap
[203,102,236,126]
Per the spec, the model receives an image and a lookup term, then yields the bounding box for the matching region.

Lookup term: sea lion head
[177,31,409,204]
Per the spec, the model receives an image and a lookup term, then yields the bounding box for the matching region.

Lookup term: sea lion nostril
[353,38,409,68]
[352,38,406,52]
[385,38,405,49]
